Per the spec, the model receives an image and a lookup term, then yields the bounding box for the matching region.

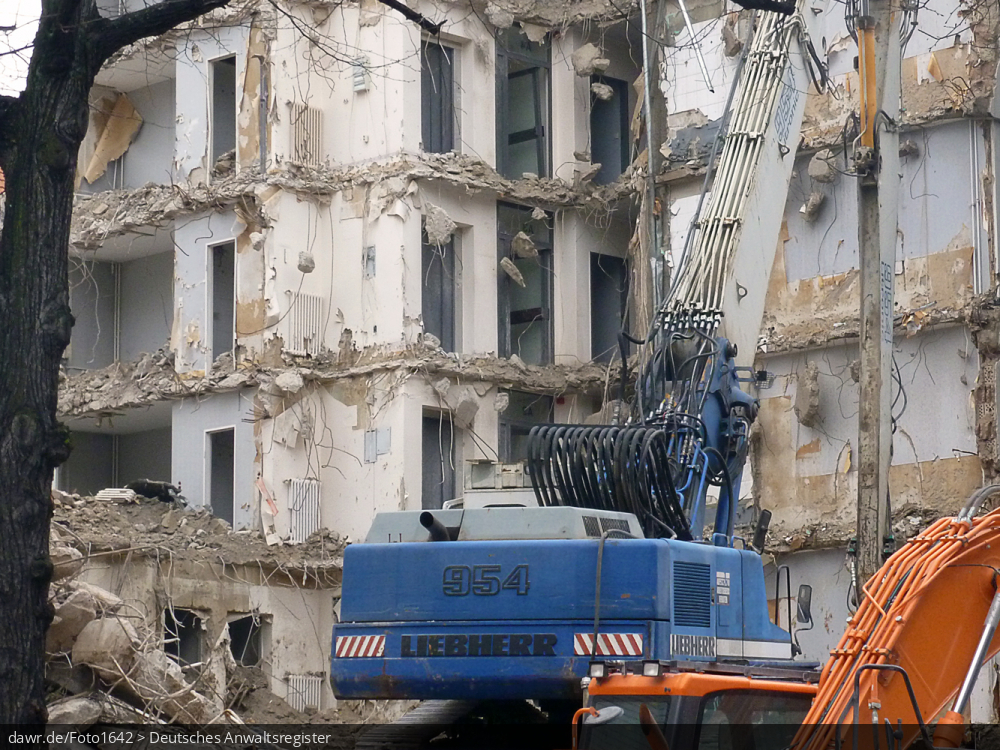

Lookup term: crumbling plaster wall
[120,252,174,363]
[272,1,496,167]
[759,119,985,353]
[754,326,981,550]
[257,373,412,542]
[172,390,257,530]
[79,79,178,194]
[74,556,337,711]
[553,208,631,364]
[256,364,600,542]
[802,0,996,146]
[746,116,991,546]
[67,259,116,371]
[174,24,252,183]
[172,208,267,373]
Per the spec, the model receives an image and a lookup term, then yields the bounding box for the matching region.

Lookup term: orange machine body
[794,506,1000,750]
[576,500,1000,750]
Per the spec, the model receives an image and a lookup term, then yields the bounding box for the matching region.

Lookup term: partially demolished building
[55,0,1000,716]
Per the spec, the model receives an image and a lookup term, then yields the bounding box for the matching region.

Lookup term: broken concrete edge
[757,305,971,359]
[738,503,956,555]
[52,493,346,577]
[64,542,342,586]
[71,152,635,249]
[58,346,619,419]
[103,0,643,75]
[102,0,262,71]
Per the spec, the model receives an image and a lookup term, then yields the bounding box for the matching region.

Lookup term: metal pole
[855,0,900,587]
[639,0,660,311]
[676,0,714,92]
[953,587,1000,715]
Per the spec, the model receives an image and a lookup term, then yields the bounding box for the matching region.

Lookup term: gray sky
[0,0,41,95]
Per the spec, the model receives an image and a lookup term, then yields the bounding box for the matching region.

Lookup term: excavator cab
[575,664,817,750]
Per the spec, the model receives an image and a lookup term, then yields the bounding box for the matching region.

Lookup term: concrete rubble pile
[45,490,409,731]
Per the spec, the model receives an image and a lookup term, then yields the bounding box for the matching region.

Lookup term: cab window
[695,690,811,750]
[578,696,671,750]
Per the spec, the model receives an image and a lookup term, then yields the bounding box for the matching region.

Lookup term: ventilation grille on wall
[288,478,321,544]
[673,561,712,628]
[290,104,324,166]
[352,58,369,92]
[285,674,323,712]
[286,292,324,356]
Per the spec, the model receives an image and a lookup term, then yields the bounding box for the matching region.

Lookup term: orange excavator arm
[794,486,1000,750]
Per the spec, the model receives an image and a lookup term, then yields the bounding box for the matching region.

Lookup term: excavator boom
[794,487,1000,749]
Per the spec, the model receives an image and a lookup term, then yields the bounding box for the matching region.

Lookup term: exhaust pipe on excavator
[419,511,451,542]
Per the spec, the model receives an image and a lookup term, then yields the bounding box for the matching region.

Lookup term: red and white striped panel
[574,633,644,657]
[335,635,385,658]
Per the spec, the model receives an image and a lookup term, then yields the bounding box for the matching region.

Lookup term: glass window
[577,696,672,750]
[421,42,455,153]
[695,690,812,750]
[499,390,553,463]
[422,413,457,509]
[498,203,553,364]
[496,25,550,178]
[421,227,456,352]
[590,76,630,185]
[591,253,629,362]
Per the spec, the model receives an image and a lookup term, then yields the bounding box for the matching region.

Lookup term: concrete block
[133,649,217,724]
[70,581,123,613]
[47,589,98,654]
[47,696,101,728]
[72,617,138,680]
[51,545,84,581]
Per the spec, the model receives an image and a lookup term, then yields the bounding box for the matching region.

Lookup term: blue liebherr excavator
[329,0,827,732]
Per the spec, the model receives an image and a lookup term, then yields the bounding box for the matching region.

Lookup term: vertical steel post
[856,1,901,587]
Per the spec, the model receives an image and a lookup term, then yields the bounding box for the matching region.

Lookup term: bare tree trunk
[0,0,231,725]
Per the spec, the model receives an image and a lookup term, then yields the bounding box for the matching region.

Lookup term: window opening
[422,413,456,510]
[208,428,235,525]
[421,227,456,352]
[211,241,235,361]
[496,26,550,178]
[498,203,552,365]
[590,76,630,185]
[421,41,455,153]
[590,253,629,363]
[499,390,553,463]
[211,56,237,166]
[229,613,263,667]
[164,608,202,667]
[695,690,812,750]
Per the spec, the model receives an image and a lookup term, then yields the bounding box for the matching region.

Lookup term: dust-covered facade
[54,0,1000,718]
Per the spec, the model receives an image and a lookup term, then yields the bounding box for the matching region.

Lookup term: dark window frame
[164,607,203,667]
[499,390,553,463]
[421,225,457,352]
[496,26,551,178]
[421,40,456,154]
[589,75,630,185]
[590,252,629,363]
[422,410,458,510]
[497,202,553,365]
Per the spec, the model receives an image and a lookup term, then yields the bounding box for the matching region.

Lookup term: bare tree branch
[90,0,233,64]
